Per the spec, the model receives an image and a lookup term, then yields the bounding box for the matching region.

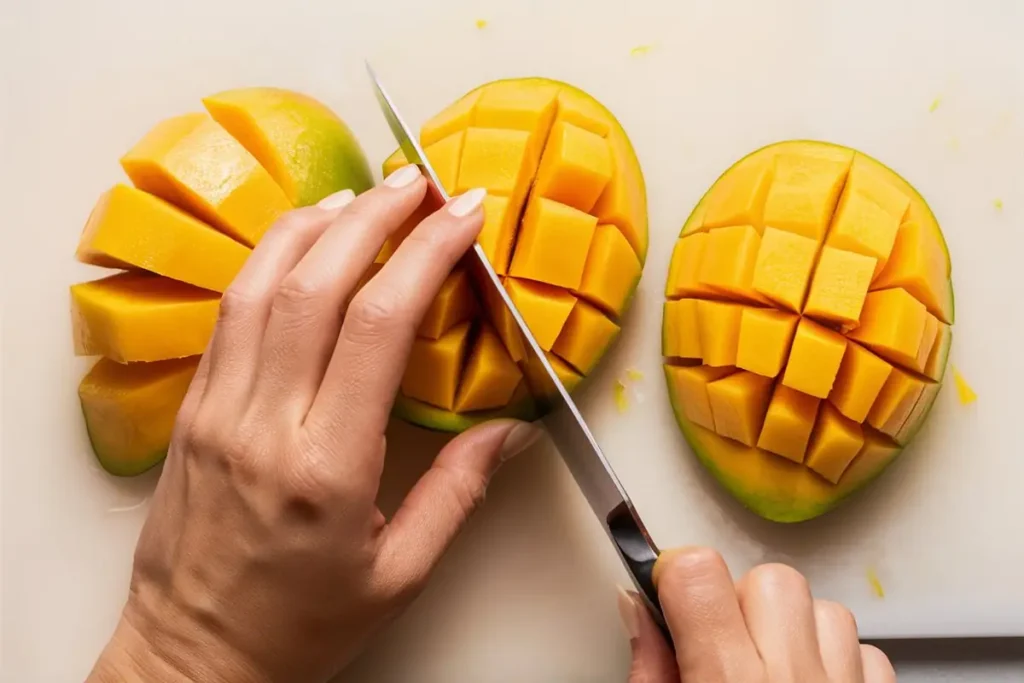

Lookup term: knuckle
[217,285,261,323]
[273,275,323,315]
[271,207,322,236]
[343,289,403,342]
[745,562,810,598]
[816,599,858,632]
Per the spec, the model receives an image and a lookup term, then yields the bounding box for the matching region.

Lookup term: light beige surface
[3,0,1024,680]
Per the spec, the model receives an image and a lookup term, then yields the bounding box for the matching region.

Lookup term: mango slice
[71,272,219,363]
[79,356,199,476]
[662,140,953,521]
[121,114,292,247]
[77,184,251,293]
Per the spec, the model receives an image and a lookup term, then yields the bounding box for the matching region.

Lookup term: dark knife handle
[607,502,672,644]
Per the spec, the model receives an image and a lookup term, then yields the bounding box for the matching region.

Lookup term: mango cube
[509,197,597,290]
[847,288,927,369]
[803,246,876,326]
[420,90,481,147]
[697,301,745,367]
[474,270,525,362]
[703,158,774,232]
[924,323,952,381]
[826,187,900,277]
[912,313,940,375]
[419,269,478,340]
[474,81,559,145]
[76,184,251,293]
[665,365,736,431]
[873,221,954,323]
[698,225,769,304]
[523,351,584,398]
[552,301,620,374]
[401,322,472,410]
[593,129,647,260]
[665,233,716,298]
[867,366,928,437]
[805,403,865,484]
[555,89,612,137]
[894,380,942,446]
[454,325,523,412]
[533,121,613,212]
[757,384,821,463]
[706,371,774,447]
[845,157,912,220]
[751,227,818,312]
[762,153,851,240]
[423,131,466,194]
[456,127,533,196]
[504,278,577,350]
[782,318,848,399]
[736,308,798,378]
[577,224,643,317]
[662,299,702,360]
[828,342,893,423]
[477,195,517,274]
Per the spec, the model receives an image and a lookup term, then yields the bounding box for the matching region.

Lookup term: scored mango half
[378,78,647,432]
[663,140,953,522]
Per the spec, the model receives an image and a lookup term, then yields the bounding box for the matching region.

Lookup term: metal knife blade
[366,63,664,627]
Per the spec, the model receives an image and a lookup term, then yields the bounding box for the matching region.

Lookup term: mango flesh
[381,78,647,432]
[662,140,953,522]
[71,88,373,474]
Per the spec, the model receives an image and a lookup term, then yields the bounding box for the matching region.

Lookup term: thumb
[377,419,541,594]
[619,587,679,683]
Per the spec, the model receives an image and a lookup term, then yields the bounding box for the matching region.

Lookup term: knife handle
[607,503,672,644]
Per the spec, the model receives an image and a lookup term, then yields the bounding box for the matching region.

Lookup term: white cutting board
[2,0,1023,680]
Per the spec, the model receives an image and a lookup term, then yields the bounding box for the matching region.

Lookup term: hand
[620,547,896,682]
[87,165,540,683]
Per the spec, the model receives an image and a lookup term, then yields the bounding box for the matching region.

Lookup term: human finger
[814,600,863,683]
[860,645,896,683]
[620,586,678,683]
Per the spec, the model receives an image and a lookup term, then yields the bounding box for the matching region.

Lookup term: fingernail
[616,585,642,642]
[448,188,487,217]
[384,164,422,188]
[499,421,542,461]
[317,188,355,210]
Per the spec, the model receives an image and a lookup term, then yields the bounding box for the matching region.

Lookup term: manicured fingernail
[448,188,487,217]
[317,188,355,210]
[500,421,542,461]
[384,164,422,188]
[616,586,642,642]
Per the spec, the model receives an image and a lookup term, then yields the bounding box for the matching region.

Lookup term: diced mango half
[509,197,597,290]
[577,224,643,318]
[121,113,292,247]
[533,121,612,212]
[401,322,472,411]
[661,141,953,521]
[419,269,478,340]
[454,325,523,412]
[77,184,251,293]
[551,301,620,374]
[71,272,219,363]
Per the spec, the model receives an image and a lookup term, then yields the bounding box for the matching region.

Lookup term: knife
[366,63,666,631]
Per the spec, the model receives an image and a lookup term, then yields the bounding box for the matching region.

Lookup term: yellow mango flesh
[79,356,199,476]
[71,272,219,363]
[382,78,646,432]
[121,113,292,247]
[663,140,953,521]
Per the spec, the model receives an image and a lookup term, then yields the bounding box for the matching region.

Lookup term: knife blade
[366,63,665,629]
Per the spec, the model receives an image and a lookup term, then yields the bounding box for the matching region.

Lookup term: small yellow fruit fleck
[626,368,644,382]
[929,97,941,113]
[614,380,629,413]
[475,18,487,29]
[953,366,977,405]
[994,198,1004,211]
[867,567,885,598]
[629,45,653,57]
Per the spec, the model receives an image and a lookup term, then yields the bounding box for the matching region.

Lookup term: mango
[382,78,646,432]
[663,140,954,521]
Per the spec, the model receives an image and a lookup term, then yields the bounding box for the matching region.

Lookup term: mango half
[662,141,953,522]
[72,88,373,475]
[378,78,647,432]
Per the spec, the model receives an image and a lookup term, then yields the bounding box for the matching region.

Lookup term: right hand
[621,547,896,682]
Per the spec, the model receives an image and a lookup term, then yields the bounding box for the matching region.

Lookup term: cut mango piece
[533,121,612,212]
[382,148,408,180]
[555,88,611,137]
[523,351,585,397]
[782,318,848,399]
[71,273,219,363]
[456,127,534,196]
[895,380,941,445]
[872,220,954,323]
[577,224,643,317]
[806,403,864,484]
[846,156,911,220]
[757,384,821,463]
[551,301,620,374]
[662,299,702,360]
[454,325,523,412]
[474,270,525,363]
[828,343,893,423]
[419,269,478,340]
[751,227,818,312]
[77,184,251,293]
[665,233,716,299]
[706,371,774,447]
[803,246,876,326]
[703,157,773,232]
[847,288,927,369]
[474,80,559,145]
[79,356,199,476]
[867,366,927,437]
[697,301,745,367]
[593,128,648,260]
[504,278,576,351]
[924,324,952,381]
[762,152,852,240]
[401,322,472,411]
[913,313,940,375]
[420,89,481,147]
[665,365,736,431]
[509,197,597,290]
[121,114,292,247]
[424,131,466,194]
[736,308,798,378]
[698,225,769,304]
[826,187,900,277]
[476,195,517,274]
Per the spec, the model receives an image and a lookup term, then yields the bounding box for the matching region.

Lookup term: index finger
[305,188,487,450]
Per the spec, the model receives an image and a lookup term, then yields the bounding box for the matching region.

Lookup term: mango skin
[666,140,953,522]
